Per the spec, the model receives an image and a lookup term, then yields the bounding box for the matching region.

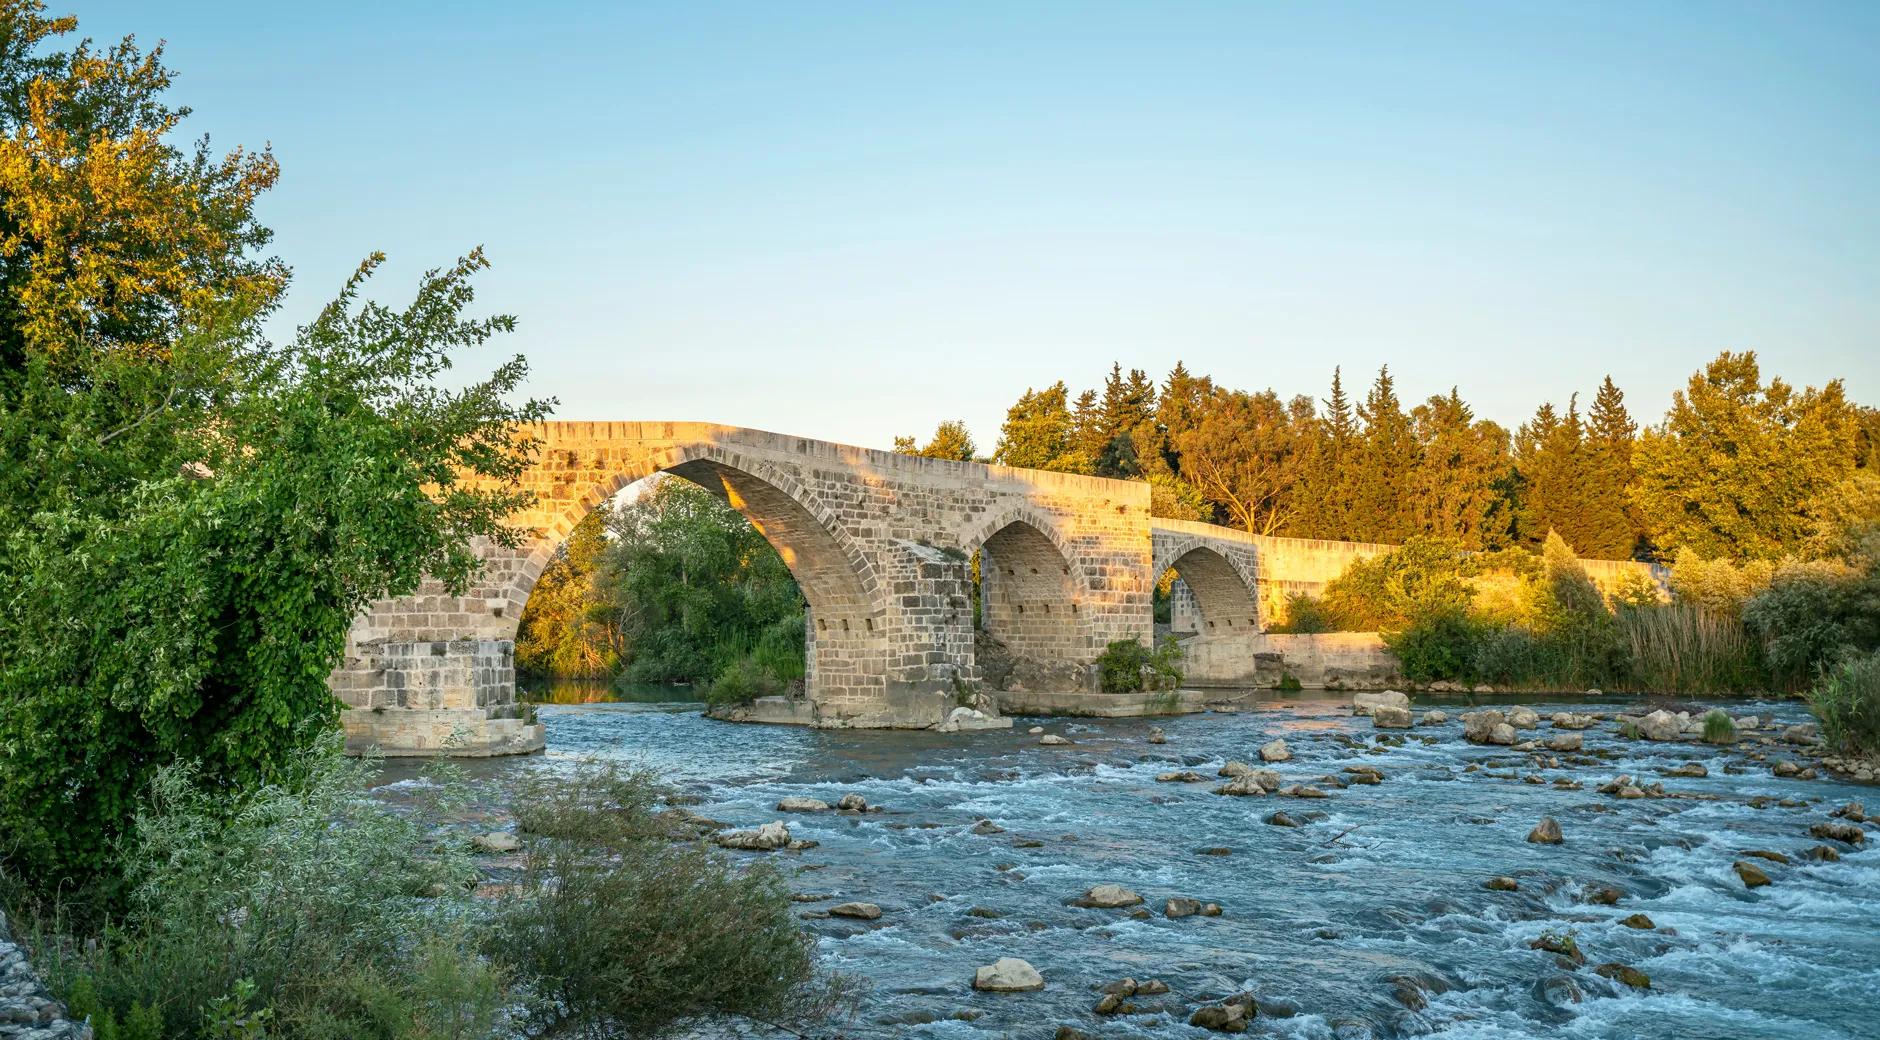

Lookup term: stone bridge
[334,422,1662,756]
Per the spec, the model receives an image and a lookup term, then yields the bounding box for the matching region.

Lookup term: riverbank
[378,685,1876,1039]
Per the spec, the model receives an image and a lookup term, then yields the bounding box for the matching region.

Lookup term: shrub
[1743,559,1880,687]
[1807,651,1880,757]
[1618,602,1765,694]
[1322,537,1475,631]
[1275,672,1303,692]
[1384,609,1490,684]
[1470,626,1560,688]
[1274,593,1337,634]
[1702,708,1737,744]
[704,655,778,706]
[1096,638,1184,693]
[488,766,854,1038]
[31,738,504,1040]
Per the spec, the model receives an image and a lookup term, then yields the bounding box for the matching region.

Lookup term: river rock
[1260,739,1292,762]
[1804,844,1842,862]
[1809,820,1865,845]
[972,820,1005,835]
[1552,712,1597,730]
[1546,733,1583,752]
[1148,726,1167,744]
[1458,710,1504,740]
[1488,723,1517,745]
[1663,762,1708,778]
[1072,884,1144,909]
[1509,706,1540,729]
[1373,705,1413,729]
[1158,770,1205,783]
[776,796,831,813]
[1484,876,1519,891]
[1635,710,1685,741]
[1741,849,1790,864]
[1352,690,1410,716]
[1530,932,1585,966]
[1594,963,1650,990]
[1189,996,1254,1032]
[1528,817,1564,844]
[837,793,869,811]
[1733,861,1772,888]
[1278,784,1328,798]
[1039,734,1073,746]
[1783,723,1821,745]
[1266,810,1301,827]
[471,831,520,854]
[1585,885,1623,905]
[1028,726,1044,734]
[972,957,1045,992]
[830,902,882,920]
[1831,801,1867,821]
[1618,913,1655,929]
[1164,896,1222,918]
[1421,710,1448,725]
[717,821,791,851]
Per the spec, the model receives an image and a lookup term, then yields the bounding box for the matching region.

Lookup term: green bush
[1321,537,1475,631]
[1702,708,1737,744]
[1808,651,1880,757]
[488,766,853,1038]
[1469,626,1559,688]
[1273,593,1338,634]
[1384,609,1490,683]
[704,656,778,706]
[1275,672,1304,692]
[30,738,504,1040]
[1743,560,1880,688]
[1096,638,1184,693]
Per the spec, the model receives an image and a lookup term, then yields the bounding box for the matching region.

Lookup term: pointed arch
[1153,537,1261,632]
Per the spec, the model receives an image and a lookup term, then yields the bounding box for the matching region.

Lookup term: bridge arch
[504,443,883,630]
[1154,538,1261,632]
[965,507,1092,674]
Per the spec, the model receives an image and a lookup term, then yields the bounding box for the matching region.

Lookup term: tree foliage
[0,5,550,892]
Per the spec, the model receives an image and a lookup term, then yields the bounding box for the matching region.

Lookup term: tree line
[901,355,1878,564]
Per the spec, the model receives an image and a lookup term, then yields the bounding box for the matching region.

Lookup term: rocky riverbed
[377,687,1877,1039]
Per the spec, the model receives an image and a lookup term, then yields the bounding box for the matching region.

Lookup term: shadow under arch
[965,508,1092,685]
[1158,543,1261,633]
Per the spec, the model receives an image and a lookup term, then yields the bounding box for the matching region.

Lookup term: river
[377,683,1877,1039]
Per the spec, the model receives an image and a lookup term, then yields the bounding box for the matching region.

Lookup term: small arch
[1159,543,1261,631]
[974,516,1086,666]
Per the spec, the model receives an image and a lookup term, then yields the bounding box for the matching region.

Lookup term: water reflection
[519,676,704,706]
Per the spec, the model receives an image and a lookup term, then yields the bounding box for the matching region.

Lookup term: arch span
[972,514,1093,690]
[1159,544,1260,633]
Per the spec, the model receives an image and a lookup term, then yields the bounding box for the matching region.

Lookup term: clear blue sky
[78,1,1879,449]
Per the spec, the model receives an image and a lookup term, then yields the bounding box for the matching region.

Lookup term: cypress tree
[1350,366,1417,542]
[1580,376,1642,558]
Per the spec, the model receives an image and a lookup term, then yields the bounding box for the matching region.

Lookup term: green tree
[1349,366,1417,542]
[1581,375,1643,558]
[892,418,975,461]
[0,2,549,893]
[1409,389,1511,549]
[515,505,621,678]
[1515,398,1591,547]
[993,381,1087,472]
[1632,351,1861,560]
[1175,387,1305,535]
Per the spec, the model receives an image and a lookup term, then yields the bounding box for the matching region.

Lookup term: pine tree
[1294,367,1357,539]
[1579,376,1642,558]
[1409,389,1512,549]
[1350,366,1417,542]
[1515,398,1590,548]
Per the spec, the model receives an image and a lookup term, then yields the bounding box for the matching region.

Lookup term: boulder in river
[1530,931,1585,966]
[1783,722,1821,745]
[1259,738,1292,762]
[716,821,791,851]
[1546,733,1583,752]
[1803,844,1842,862]
[1215,771,1279,796]
[1618,913,1655,930]
[1266,810,1301,827]
[972,957,1045,992]
[1634,709,1685,741]
[1733,861,1773,888]
[1594,963,1651,990]
[1421,710,1448,725]
[1462,710,1505,744]
[1809,820,1865,845]
[1372,705,1413,729]
[1189,996,1255,1032]
[1484,876,1519,891]
[1527,817,1564,844]
[1508,707,1540,729]
[1158,770,1205,783]
[829,902,882,920]
[1039,733,1073,746]
[1165,896,1222,918]
[1071,884,1144,909]
[1352,690,1410,717]
[1147,726,1167,745]
[1489,723,1517,745]
[776,796,831,813]
[1662,762,1708,778]
[1551,712,1596,730]
[837,793,869,811]
[1219,760,1254,777]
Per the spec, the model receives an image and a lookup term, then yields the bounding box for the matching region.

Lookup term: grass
[1807,651,1880,757]
[1617,603,1765,695]
[1702,708,1737,744]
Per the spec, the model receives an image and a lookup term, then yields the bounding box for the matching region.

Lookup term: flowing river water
[375,684,1877,1039]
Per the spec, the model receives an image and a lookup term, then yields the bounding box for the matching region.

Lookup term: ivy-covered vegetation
[1096,637,1185,694]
